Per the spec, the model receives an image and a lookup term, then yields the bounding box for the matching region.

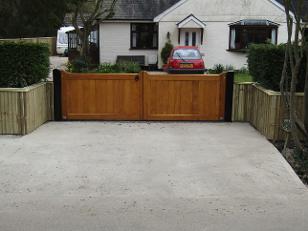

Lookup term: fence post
[224,71,234,122]
[53,69,62,121]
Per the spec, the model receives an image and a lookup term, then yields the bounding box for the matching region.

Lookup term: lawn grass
[234,72,253,83]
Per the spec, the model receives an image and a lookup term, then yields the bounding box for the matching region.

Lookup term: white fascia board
[178,16,206,28]
[269,0,295,18]
[100,20,154,23]
[154,0,189,22]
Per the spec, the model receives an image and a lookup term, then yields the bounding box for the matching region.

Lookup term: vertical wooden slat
[61,72,142,120]
[0,82,52,135]
[46,81,54,121]
[233,83,305,140]
[143,72,226,121]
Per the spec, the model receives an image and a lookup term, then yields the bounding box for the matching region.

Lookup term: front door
[180,29,201,46]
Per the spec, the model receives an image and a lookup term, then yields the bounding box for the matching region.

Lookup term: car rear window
[172,49,202,60]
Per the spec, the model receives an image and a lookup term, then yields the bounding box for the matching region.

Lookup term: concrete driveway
[0,122,307,231]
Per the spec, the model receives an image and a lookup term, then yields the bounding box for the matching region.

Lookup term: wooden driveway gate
[60,72,142,120]
[54,71,234,121]
[143,72,226,121]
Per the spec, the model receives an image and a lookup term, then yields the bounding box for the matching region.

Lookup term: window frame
[130,23,158,50]
[185,31,189,46]
[192,32,197,46]
[228,25,278,52]
[304,28,308,41]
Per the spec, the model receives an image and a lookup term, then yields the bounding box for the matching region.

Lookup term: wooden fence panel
[233,83,304,140]
[24,83,51,134]
[0,91,21,134]
[0,82,52,135]
[143,72,226,121]
[61,72,142,120]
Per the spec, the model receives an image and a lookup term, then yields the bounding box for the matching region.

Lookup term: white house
[99,0,305,69]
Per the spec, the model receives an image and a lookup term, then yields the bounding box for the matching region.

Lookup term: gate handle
[135,76,139,81]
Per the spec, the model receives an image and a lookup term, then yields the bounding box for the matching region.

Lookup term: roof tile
[103,0,181,20]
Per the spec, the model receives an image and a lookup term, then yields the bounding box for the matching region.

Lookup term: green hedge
[248,43,305,91]
[0,42,49,88]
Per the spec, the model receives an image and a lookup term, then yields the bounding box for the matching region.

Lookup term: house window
[192,32,197,46]
[68,32,79,49]
[180,29,202,46]
[305,28,308,41]
[185,32,189,46]
[229,20,278,51]
[131,23,158,49]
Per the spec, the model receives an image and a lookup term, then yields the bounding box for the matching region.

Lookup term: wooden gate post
[224,71,234,122]
[53,69,62,121]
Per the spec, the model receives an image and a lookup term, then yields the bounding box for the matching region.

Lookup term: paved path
[0,122,307,231]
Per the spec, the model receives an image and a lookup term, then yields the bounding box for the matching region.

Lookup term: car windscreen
[173,49,202,60]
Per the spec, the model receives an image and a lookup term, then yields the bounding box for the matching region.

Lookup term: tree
[0,0,67,38]
[67,0,117,61]
[280,0,308,153]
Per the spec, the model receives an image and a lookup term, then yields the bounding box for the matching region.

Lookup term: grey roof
[64,0,308,25]
[103,0,181,20]
[103,0,308,22]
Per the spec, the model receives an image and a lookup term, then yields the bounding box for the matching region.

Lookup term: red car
[164,46,205,74]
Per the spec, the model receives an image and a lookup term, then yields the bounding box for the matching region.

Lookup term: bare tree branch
[68,0,118,61]
[282,0,306,151]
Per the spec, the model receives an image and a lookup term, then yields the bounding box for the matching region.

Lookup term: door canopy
[177,14,206,45]
[177,14,206,29]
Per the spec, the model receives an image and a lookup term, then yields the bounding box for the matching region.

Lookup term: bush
[67,57,90,73]
[0,42,49,88]
[225,65,235,71]
[67,61,141,73]
[248,43,305,91]
[161,41,173,64]
[116,62,141,73]
[208,64,225,74]
[238,66,249,74]
[96,63,117,73]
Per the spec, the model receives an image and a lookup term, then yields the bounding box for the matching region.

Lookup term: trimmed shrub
[68,61,142,73]
[116,62,141,73]
[96,63,117,73]
[248,43,305,91]
[161,41,174,64]
[0,42,49,88]
[225,65,235,71]
[208,64,225,74]
[238,66,249,74]
[68,57,89,73]
[208,64,238,74]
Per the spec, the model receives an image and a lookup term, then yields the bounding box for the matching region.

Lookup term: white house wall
[157,0,290,68]
[99,22,158,65]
